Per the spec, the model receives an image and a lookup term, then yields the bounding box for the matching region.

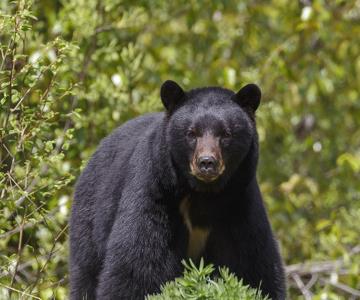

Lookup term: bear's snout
[190,132,225,182]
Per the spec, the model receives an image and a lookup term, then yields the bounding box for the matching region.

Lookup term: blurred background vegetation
[1,0,359,299]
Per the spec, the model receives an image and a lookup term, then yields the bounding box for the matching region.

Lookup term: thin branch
[291,273,312,300]
[320,278,360,297]
[305,274,318,290]
[10,218,25,287]
[0,219,37,239]
[286,259,343,275]
[286,245,360,276]
[11,69,45,111]
[28,225,68,294]
[286,245,360,297]
[0,283,41,300]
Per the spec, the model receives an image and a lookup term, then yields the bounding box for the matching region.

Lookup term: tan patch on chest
[179,197,210,260]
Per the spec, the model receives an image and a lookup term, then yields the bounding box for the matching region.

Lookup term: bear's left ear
[160,80,185,113]
[232,84,261,113]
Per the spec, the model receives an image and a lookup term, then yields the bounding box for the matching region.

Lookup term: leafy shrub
[0,2,75,298]
[147,260,268,300]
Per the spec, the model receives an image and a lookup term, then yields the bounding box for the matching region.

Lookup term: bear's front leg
[96,201,182,299]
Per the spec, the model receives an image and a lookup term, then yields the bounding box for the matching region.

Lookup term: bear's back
[72,112,164,254]
[76,111,163,191]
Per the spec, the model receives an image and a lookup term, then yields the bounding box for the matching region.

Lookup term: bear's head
[161,80,261,192]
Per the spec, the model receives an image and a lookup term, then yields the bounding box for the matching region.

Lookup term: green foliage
[1,0,360,299]
[0,1,75,299]
[147,259,268,300]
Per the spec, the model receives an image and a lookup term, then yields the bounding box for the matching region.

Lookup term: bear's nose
[197,156,217,173]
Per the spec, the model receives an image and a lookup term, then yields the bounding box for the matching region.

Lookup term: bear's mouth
[190,161,225,183]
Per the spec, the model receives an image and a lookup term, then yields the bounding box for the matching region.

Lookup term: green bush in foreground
[147,260,269,300]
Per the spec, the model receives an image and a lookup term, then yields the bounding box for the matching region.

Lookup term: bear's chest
[179,197,211,261]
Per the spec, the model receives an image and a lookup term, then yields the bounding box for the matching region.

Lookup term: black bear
[70,80,286,299]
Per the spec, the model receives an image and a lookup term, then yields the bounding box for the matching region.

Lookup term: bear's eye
[223,130,232,138]
[186,129,196,140]
[220,130,232,146]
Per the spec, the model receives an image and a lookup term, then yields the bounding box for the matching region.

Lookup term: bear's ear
[160,80,185,112]
[232,84,261,113]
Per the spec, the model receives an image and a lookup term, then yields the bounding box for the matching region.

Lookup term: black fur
[70,82,286,299]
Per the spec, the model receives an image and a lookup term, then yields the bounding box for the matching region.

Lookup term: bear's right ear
[232,83,261,113]
[160,80,185,112]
